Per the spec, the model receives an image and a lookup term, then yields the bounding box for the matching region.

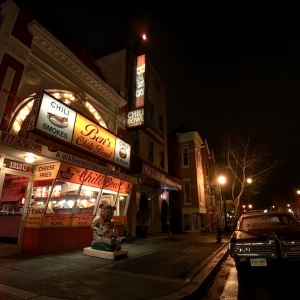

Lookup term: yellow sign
[26,214,44,228]
[71,114,116,162]
[71,215,95,227]
[34,163,60,181]
[42,214,73,227]
[57,162,85,184]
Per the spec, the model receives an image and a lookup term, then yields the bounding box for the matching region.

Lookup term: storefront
[0,91,137,256]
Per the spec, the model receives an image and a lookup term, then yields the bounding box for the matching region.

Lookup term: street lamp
[218,176,228,232]
[247,178,252,184]
[249,204,252,209]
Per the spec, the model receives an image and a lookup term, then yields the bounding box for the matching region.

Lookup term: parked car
[228,210,300,273]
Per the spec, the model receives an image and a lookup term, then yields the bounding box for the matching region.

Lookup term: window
[182,148,189,167]
[159,115,164,132]
[159,150,164,169]
[196,150,202,170]
[132,131,139,154]
[199,182,204,204]
[183,180,191,204]
[148,141,153,163]
[148,101,154,124]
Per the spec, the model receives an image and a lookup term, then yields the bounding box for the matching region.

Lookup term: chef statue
[91,204,125,252]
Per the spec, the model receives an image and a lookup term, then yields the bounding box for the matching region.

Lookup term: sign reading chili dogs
[29,91,131,168]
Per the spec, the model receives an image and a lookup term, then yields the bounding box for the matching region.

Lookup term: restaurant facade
[0,0,137,255]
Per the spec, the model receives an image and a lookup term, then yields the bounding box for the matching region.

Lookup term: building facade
[0,0,138,255]
[168,125,221,232]
[96,47,182,236]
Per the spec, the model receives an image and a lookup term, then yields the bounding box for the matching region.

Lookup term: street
[203,256,300,300]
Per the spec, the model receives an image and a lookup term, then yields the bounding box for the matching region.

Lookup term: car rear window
[240,214,299,229]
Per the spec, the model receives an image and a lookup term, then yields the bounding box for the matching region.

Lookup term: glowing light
[24,155,36,163]
[65,100,70,104]
[288,209,292,212]
[264,209,268,213]
[297,190,300,195]
[218,176,226,184]
[64,93,69,97]
[86,190,92,196]
[247,178,252,183]
[142,34,146,40]
[15,126,21,131]
[95,115,100,119]
[28,101,33,107]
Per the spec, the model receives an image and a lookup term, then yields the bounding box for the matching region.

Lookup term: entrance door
[0,170,33,255]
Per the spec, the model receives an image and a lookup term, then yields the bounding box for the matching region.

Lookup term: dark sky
[7,1,300,207]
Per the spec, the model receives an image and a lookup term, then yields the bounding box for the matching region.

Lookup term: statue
[91,204,125,252]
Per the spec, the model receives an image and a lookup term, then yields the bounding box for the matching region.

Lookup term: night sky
[5,1,300,207]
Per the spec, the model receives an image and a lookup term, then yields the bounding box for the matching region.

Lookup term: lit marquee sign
[29,91,131,168]
[127,108,144,128]
[126,54,148,130]
[36,93,77,143]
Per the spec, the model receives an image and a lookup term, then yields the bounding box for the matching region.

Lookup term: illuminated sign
[34,163,60,181]
[70,215,95,227]
[35,93,77,143]
[136,54,146,108]
[42,214,73,227]
[114,137,131,168]
[3,158,34,174]
[30,91,131,168]
[119,180,133,195]
[127,107,144,128]
[72,114,116,162]
[56,162,86,184]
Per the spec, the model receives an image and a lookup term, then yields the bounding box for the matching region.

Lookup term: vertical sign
[135,54,146,108]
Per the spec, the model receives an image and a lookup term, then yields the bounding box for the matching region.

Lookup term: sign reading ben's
[29,91,131,168]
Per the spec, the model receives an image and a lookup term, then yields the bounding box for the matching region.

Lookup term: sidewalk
[0,231,230,300]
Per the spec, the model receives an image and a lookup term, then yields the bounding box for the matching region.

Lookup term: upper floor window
[132,131,139,154]
[159,150,164,169]
[159,115,164,132]
[183,179,191,205]
[182,148,189,167]
[148,101,155,124]
[148,141,153,163]
[196,150,202,170]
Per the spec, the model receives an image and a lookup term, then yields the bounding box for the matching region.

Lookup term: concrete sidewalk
[0,232,230,300]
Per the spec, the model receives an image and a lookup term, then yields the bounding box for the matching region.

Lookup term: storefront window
[0,174,29,215]
[30,179,55,214]
[46,180,80,214]
[75,185,101,215]
[98,189,118,215]
[116,194,130,216]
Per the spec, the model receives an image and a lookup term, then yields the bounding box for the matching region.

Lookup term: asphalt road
[203,256,300,300]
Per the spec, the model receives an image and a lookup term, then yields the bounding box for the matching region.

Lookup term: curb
[152,242,229,300]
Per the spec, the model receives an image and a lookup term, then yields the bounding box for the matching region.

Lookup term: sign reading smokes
[126,54,147,130]
[29,91,131,168]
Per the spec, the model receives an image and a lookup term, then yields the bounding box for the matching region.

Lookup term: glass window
[183,180,191,204]
[132,131,140,154]
[159,150,164,169]
[159,115,164,132]
[0,174,29,215]
[30,179,55,214]
[148,141,153,163]
[182,148,189,167]
[148,101,154,124]
[75,185,101,215]
[116,194,130,216]
[46,181,80,214]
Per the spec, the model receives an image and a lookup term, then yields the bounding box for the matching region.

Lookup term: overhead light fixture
[24,154,36,163]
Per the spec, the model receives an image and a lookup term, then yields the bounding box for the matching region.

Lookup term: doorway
[0,170,33,255]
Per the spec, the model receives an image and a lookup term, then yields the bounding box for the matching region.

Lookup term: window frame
[147,141,154,163]
[183,179,191,205]
[182,147,189,168]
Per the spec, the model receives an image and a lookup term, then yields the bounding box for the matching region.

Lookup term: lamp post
[218,176,228,232]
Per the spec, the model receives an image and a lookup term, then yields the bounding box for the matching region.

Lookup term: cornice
[6,35,31,65]
[178,132,204,148]
[27,21,127,108]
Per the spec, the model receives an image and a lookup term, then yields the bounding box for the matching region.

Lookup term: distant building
[168,125,221,232]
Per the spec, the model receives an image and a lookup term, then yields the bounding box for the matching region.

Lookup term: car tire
[235,263,247,274]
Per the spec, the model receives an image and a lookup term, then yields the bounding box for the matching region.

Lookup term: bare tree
[223,135,279,221]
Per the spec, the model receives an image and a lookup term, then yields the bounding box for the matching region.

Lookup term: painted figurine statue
[91,204,125,252]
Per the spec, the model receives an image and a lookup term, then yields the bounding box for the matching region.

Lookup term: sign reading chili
[29,91,131,168]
